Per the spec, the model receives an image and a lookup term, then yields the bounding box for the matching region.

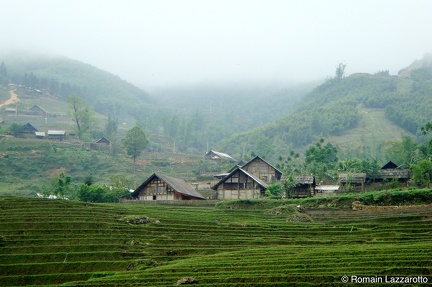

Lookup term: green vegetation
[222,55,432,162]
[0,195,431,286]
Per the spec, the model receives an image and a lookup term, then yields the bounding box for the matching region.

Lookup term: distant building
[95,136,111,145]
[20,123,38,138]
[205,150,237,163]
[28,105,47,116]
[47,130,66,140]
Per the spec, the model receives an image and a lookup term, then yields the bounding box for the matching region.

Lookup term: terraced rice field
[0,197,431,286]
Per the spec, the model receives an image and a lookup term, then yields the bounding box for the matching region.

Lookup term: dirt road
[0,89,18,108]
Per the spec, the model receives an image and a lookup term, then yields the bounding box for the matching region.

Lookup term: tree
[265,183,284,198]
[67,93,96,140]
[304,138,338,180]
[411,159,432,187]
[122,125,149,167]
[335,62,346,79]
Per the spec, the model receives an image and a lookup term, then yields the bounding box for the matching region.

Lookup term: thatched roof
[338,173,366,183]
[132,173,205,200]
[381,161,398,169]
[376,169,410,179]
[295,175,315,185]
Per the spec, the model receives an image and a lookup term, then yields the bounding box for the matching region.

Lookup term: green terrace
[0,196,431,286]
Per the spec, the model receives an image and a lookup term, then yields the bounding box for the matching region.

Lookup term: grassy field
[0,196,431,286]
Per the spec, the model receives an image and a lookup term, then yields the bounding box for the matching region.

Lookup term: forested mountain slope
[0,51,153,116]
[221,55,432,160]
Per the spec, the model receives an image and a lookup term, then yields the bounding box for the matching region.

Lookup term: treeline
[221,62,432,161]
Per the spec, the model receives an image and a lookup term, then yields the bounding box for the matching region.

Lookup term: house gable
[240,156,282,182]
[211,167,267,200]
[132,173,205,201]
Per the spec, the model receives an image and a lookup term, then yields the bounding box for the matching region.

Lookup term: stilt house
[290,175,316,198]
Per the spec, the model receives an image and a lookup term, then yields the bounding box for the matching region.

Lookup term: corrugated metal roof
[48,130,66,135]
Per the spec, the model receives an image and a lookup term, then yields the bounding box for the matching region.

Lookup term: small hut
[290,175,316,198]
[96,136,111,145]
[338,173,366,192]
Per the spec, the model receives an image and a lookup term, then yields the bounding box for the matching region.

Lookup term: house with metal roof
[47,130,66,140]
[205,150,237,163]
[131,173,205,201]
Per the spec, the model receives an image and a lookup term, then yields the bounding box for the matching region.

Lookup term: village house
[47,130,66,140]
[373,161,410,183]
[211,156,282,199]
[95,136,111,145]
[290,175,316,198]
[28,105,47,117]
[20,123,38,138]
[338,172,366,192]
[131,173,205,201]
[211,166,267,200]
[205,150,237,163]
[240,156,282,183]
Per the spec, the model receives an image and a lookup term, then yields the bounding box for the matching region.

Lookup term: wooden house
[35,132,46,139]
[20,123,38,137]
[132,173,205,201]
[211,167,267,200]
[374,161,410,183]
[28,105,47,116]
[205,150,237,163]
[47,130,66,140]
[241,156,282,183]
[338,172,366,192]
[96,136,111,145]
[290,175,316,198]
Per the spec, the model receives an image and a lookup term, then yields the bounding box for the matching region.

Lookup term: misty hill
[0,51,317,155]
[0,51,153,116]
[221,54,432,160]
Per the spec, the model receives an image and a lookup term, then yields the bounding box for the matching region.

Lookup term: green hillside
[221,55,432,161]
[0,51,152,116]
[1,196,431,286]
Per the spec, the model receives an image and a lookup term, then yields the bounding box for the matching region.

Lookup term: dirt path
[0,89,19,108]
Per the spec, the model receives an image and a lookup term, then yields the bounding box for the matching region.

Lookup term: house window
[152,195,157,200]
[175,196,179,201]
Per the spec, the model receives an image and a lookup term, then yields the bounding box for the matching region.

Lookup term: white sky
[1,0,431,89]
